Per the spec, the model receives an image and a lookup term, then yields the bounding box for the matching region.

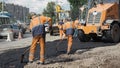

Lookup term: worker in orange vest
[58,19,65,40]
[29,13,52,64]
[63,18,75,54]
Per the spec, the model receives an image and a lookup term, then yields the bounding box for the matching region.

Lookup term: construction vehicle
[77,0,120,43]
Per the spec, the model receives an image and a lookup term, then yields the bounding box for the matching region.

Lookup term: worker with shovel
[29,14,52,65]
[63,18,75,54]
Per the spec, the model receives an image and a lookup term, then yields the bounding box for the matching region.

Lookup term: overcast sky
[0,0,70,14]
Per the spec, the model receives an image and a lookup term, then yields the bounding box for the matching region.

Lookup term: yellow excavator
[77,0,120,43]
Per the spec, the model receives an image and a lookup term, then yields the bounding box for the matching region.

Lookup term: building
[4,3,29,23]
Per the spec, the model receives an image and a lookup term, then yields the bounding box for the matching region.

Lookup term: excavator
[77,0,120,43]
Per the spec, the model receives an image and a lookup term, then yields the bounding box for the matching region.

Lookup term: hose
[20,47,30,63]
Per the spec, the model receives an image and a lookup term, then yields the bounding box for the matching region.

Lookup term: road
[0,32,120,68]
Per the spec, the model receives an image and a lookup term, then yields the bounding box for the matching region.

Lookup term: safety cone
[6,32,14,41]
[18,32,23,39]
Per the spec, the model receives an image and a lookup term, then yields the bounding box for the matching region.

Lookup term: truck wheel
[111,23,120,43]
[77,30,90,42]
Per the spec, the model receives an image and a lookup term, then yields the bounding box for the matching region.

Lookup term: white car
[0,24,20,38]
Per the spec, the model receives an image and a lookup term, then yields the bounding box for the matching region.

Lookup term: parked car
[0,24,20,38]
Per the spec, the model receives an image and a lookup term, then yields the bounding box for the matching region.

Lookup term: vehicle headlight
[103,19,113,25]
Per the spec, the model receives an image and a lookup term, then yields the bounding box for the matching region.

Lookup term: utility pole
[55,0,59,22]
[2,0,4,14]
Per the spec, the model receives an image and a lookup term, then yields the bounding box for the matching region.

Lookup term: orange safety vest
[63,21,74,35]
[30,15,51,37]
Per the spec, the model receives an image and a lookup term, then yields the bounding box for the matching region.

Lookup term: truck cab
[77,1,120,43]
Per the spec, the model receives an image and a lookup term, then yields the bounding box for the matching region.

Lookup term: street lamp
[55,0,65,21]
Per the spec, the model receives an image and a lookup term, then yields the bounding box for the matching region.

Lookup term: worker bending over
[29,14,52,64]
[63,18,75,54]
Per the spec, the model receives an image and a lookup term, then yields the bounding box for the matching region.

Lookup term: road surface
[0,32,120,68]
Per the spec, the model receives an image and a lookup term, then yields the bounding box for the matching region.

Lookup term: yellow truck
[77,0,120,43]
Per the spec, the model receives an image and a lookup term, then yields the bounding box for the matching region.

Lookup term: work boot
[67,51,70,55]
[37,61,44,65]
[28,60,33,64]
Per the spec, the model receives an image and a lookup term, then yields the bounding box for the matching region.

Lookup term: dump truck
[77,0,120,43]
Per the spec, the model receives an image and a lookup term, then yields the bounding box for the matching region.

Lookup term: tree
[42,2,56,24]
[67,0,87,20]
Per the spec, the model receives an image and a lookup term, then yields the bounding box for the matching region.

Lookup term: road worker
[58,19,65,40]
[63,18,75,54]
[29,13,52,64]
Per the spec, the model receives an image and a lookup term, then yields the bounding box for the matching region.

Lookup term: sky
[0,0,70,14]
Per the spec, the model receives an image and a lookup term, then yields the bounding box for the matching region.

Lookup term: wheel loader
[77,0,120,43]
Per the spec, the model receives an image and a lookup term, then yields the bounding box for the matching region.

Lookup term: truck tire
[77,30,90,42]
[110,23,120,43]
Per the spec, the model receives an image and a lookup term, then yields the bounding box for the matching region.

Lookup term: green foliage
[42,2,56,24]
[67,0,87,20]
